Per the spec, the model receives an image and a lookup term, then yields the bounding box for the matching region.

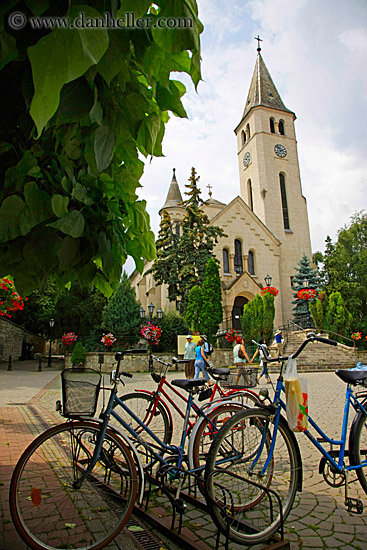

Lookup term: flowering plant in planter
[351,332,362,341]
[101,333,116,348]
[0,277,26,318]
[296,288,317,300]
[141,322,161,345]
[62,332,78,346]
[225,328,240,343]
[261,286,279,297]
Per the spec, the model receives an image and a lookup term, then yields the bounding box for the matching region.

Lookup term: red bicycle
[112,351,260,449]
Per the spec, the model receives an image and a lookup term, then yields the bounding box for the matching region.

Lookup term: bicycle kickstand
[344,470,364,514]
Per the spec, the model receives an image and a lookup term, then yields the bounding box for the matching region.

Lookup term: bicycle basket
[61,368,101,418]
[221,367,258,389]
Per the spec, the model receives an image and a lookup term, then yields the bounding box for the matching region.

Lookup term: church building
[130,46,313,331]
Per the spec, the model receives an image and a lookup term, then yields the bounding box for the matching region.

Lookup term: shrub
[71,342,87,366]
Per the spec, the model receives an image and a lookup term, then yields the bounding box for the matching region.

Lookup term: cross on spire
[207,183,213,198]
[254,35,263,52]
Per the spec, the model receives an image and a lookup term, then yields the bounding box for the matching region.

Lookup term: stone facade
[131,49,313,332]
[0,317,46,361]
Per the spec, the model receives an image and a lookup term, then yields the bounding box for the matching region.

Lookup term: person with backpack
[194,338,213,384]
[252,337,271,384]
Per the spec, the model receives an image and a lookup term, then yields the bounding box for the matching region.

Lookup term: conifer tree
[324,291,352,339]
[292,254,320,320]
[199,258,223,339]
[185,285,203,332]
[149,167,225,314]
[102,272,141,342]
[149,210,179,303]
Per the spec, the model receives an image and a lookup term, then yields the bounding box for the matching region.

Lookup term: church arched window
[248,250,255,275]
[246,123,251,139]
[270,117,275,133]
[241,130,246,145]
[175,223,180,237]
[234,239,243,273]
[223,248,230,274]
[279,120,285,135]
[279,173,290,230]
[247,179,253,211]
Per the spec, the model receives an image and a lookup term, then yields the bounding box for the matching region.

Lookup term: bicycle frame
[255,346,367,478]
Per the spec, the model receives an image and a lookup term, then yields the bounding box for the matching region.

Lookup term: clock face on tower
[274,144,287,158]
[243,152,251,167]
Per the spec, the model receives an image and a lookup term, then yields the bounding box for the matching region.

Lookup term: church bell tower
[234,39,312,323]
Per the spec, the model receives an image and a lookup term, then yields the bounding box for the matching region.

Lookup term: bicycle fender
[122,389,174,438]
[86,417,146,505]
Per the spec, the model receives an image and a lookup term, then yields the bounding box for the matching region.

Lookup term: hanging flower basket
[101,333,116,348]
[261,286,279,297]
[351,332,362,341]
[225,328,240,343]
[62,332,78,346]
[0,277,26,318]
[140,322,161,345]
[296,288,317,300]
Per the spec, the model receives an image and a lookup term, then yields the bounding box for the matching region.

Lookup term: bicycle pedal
[345,497,363,514]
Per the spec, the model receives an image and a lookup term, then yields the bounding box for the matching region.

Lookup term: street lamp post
[140,303,163,372]
[48,318,55,367]
[264,274,272,288]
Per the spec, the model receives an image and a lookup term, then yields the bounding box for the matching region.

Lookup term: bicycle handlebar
[252,332,338,363]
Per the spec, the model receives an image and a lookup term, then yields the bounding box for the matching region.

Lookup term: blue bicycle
[204,333,367,545]
[9,349,245,550]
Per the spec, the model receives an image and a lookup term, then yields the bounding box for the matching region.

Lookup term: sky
[128,0,367,272]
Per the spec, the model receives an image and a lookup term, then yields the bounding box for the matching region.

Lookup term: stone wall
[0,318,46,361]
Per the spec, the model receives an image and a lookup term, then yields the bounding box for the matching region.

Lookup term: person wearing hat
[184,335,196,378]
[275,330,284,358]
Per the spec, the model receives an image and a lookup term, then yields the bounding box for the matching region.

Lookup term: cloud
[133,0,367,275]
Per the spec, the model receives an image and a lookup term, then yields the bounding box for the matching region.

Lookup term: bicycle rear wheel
[349,409,367,494]
[10,421,138,550]
[205,408,300,545]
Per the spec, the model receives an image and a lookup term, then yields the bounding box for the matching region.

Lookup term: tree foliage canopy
[101,272,141,340]
[320,211,367,333]
[0,0,203,297]
[241,293,275,345]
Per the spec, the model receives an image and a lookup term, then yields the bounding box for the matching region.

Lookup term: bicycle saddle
[336,369,367,386]
[207,367,230,376]
[171,379,208,390]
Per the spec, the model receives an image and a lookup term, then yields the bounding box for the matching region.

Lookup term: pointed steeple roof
[160,168,183,213]
[241,51,294,120]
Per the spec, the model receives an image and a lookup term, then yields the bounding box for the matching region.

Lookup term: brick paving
[0,359,366,550]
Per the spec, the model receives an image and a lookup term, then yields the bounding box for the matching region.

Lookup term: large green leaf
[155,80,187,117]
[28,5,109,136]
[96,30,129,85]
[94,126,115,172]
[0,28,18,71]
[137,113,162,157]
[55,78,94,125]
[51,194,69,217]
[48,210,85,238]
[0,195,29,242]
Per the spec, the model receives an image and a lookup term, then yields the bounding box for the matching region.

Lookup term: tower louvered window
[279,173,290,230]
[234,239,243,273]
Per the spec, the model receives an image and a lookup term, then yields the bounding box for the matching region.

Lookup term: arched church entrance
[232,296,248,330]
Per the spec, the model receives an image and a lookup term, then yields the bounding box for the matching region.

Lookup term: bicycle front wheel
[205,408,300,545]
[9,421,138,550]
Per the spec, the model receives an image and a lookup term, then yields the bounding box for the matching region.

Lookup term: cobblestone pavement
[1,359,366,550]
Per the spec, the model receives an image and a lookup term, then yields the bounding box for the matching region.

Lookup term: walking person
[194,338,212,384]
[252,337,271,384]
[275,330,284,358]
[184,335,196,379]
[233,337,251,386]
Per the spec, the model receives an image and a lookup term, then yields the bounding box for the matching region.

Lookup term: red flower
[351,332,362,341]
[297,288,317,300]
[261,286,279,297]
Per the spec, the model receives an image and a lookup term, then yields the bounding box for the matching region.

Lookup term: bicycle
[204,332,367,546]
[112,349,260,453]
[9,349,246,550]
